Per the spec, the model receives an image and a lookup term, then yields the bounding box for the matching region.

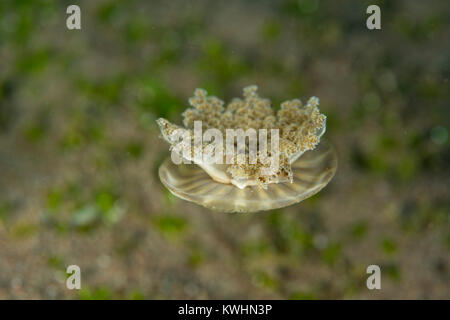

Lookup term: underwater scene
[0,0,448,299]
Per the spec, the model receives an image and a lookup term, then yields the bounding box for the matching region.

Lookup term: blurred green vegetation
[0,0,448,299]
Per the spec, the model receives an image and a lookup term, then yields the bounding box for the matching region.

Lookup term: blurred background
[0,0,448,299]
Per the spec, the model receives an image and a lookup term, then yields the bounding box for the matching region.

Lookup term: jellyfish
[156,85,337,213]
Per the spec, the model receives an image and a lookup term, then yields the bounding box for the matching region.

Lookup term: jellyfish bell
[159,141,337,213]
[156,85,337,213]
